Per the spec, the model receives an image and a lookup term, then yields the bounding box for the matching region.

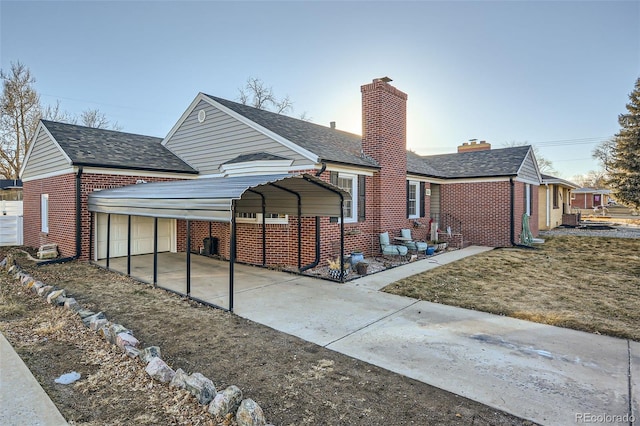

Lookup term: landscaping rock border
[1,254,272,426]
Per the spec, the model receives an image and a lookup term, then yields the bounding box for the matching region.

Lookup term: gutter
[38,166,84,266]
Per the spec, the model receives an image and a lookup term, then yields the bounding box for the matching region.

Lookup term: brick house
[570,188,613,210]
[21,78,541,270]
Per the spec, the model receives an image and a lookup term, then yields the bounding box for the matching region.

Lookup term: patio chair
[400,228,428,253]
[379,232,408,258]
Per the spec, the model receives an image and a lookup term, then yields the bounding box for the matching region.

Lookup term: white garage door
[96,213,175,260]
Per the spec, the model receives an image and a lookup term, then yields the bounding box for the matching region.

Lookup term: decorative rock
[116,332,139,350]
[145,357,175,383]
[185,372,216,405]
[109,323,130,336]
[98,325,112,342]
[90,317,109,332]
[38,285,53,297]
[21,274,32,284]
[82,312,106,327]
[47,289,67,305]
[169,368,188,389]
[140,346,161,364]
[63,297,81,312]
[236,399,266,426]
[124,346,141,359]
[0,257,6,268]
[77,309,95,319]
[208,385,243,418]
[30,281,44,293]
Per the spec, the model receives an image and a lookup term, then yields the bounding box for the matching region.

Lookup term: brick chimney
[458,139,491,153]
[361,77,408,233]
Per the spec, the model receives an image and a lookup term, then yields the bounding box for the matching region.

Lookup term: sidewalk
[0,332,68,425]
[224,247,638,425]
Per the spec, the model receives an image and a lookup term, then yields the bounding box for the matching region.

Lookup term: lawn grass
[383,236,640,341]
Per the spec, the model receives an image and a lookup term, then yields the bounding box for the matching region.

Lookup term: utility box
[203,237,218,256]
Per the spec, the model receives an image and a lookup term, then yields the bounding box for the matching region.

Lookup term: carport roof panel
[88,173,350,221]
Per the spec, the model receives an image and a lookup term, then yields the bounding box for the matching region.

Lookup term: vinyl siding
[164,100,309,175]
[22,129,71,180]
[518,150,540,183]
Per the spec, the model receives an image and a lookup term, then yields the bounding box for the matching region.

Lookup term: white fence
[1,201,23,246]
[0,215,23,246]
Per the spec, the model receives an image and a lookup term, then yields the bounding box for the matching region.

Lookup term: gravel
[539,224,640,239]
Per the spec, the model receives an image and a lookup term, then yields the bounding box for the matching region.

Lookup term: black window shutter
[406,180,410,218]
[330,171,339,223]
[420,182,426,217]
[358,175,366,222]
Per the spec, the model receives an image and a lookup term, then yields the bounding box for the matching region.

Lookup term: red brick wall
[24,171,184,259]
[439,180,538,247]
[361,78,408,234]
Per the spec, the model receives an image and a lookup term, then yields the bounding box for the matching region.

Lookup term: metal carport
[87,173,350,312]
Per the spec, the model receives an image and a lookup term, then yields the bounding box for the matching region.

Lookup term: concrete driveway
[100,248,638,425]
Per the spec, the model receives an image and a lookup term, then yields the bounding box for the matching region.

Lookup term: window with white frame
[236,212,288,224]
[41,194,49,233]
[336,173,357,222]
[407,181,420,218]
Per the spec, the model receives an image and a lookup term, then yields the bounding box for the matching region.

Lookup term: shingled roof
[417,146,533,178]
[204,95,379,169]
[42,120,197,174]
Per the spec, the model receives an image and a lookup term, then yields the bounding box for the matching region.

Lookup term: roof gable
[40,120,197,174]
[203,95,379,169]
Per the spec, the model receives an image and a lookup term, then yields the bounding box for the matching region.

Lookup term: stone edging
[0,254,272,426]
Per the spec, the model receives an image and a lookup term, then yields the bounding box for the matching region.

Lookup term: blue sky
[1,0,638,179]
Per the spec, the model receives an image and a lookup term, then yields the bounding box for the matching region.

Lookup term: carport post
[153,217,158,287]
[106,214,111,269]
[89,212,94,262]
[186,220,191,296]
[127,215,132,276]
[229,201,236,313]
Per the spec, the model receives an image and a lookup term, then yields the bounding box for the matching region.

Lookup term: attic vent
[198,109,206,123]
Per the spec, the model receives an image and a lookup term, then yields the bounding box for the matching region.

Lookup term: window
[329,171,365,223]
[552,186,559,209]
[41,194,49,233]
[335,174,358,222]
[236,212,288,224]
[407,181,419,218]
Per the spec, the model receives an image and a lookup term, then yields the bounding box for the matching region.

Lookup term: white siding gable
[516,148,542,185]
[163,97,314,176]
[21,124,72,181]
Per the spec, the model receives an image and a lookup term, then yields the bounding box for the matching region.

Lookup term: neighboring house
[570,188,613,210]
[0,179,23,202]
[20,78,541,269]
[538,174,579,230]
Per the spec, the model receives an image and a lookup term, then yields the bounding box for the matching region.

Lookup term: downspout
[510,177,536,249]
[299,162,327,272]
[38,166,83,266]
[315,162,327,177]
[545,183,550,229]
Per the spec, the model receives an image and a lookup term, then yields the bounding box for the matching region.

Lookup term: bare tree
[0,61,41,179]
[572,170,608,188]
[238,77,293,115]
[503,141,557,175]
[592,138,616,172]
[79,108,122,130]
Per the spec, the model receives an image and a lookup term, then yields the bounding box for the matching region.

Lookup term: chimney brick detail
[361,78,408,233]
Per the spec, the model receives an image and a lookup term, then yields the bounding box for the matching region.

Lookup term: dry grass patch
[384,236,640,340]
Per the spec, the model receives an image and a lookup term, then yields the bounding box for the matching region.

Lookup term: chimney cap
[376,76,393,83]
[330,121,336,129]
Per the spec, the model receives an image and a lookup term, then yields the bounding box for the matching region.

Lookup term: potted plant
[434,240,448,251]
[328,257,350,280]
[350,250,364,267]
[355,261,369,275]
